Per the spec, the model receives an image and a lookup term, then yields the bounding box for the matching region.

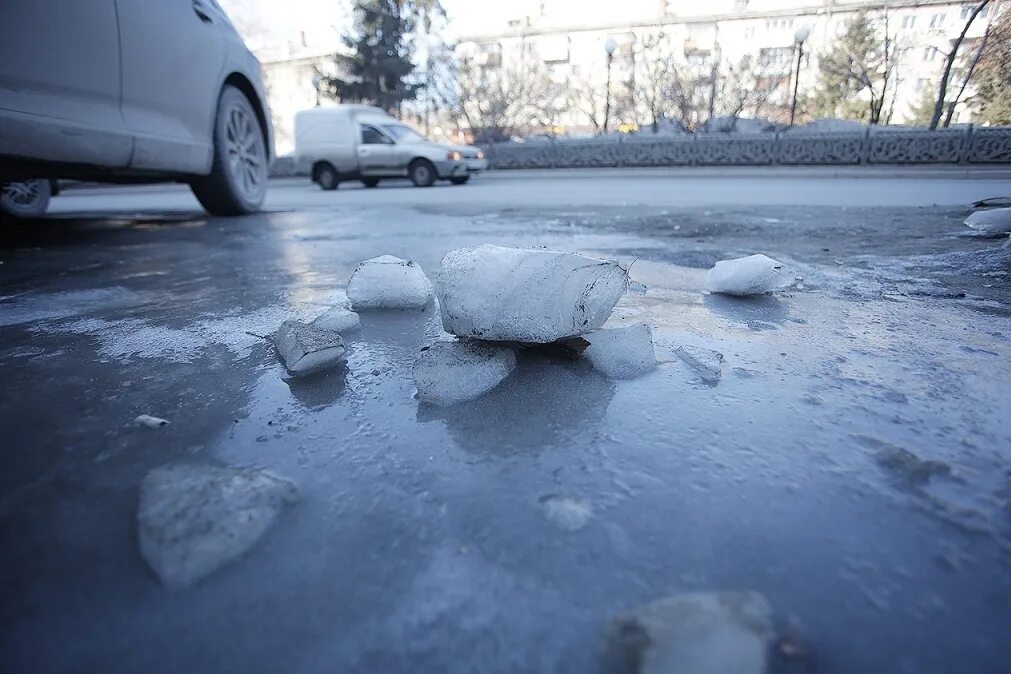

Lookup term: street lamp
[789,26,811,127]
[604,37,618,134]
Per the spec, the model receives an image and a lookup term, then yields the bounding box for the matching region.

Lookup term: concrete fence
[479,126,1011,170]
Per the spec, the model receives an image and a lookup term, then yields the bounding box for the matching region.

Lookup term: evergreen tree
[320,0,426,113]
[971,5,1011,125]
[907,84,939,126]
[809,12,899,124]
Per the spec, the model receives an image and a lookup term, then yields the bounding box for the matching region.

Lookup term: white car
[295,106,487,190]
[0,0,272,217]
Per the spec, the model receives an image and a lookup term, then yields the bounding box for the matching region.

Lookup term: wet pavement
[2,173,1010,674]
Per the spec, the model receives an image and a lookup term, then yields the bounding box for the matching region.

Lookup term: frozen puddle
[0,287,143,327]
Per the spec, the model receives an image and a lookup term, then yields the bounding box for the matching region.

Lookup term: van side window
[361,125,391,145]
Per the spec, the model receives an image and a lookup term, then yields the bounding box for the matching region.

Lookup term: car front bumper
[435,158,488,179]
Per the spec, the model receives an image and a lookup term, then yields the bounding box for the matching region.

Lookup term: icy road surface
[2,170,1010,674]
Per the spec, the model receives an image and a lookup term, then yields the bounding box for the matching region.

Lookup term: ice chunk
[707,254,786,296]
[675,345,724,384]
[607,591,774,674]
[413,340,516,406]
[135,414,169,429]
[137,464,298,589]
[436,244,627,342]
[274,319,346,376]
[539,495,592,531]
[346,255,433,310]
[583,324,657,379]
[965,207,1011,237]
[311,307,360,332]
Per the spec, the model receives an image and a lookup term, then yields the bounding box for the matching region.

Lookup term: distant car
[0,0,273,216]
[294,106,488,190]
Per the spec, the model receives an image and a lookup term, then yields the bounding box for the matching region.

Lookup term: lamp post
[789,26,811,127]
[603,37,618,134]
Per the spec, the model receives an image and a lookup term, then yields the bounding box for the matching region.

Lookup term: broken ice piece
[674,345,724,385]
[346,255,433,310]
[137,464,298,589]
[964,207,1011,237]
[607,591,774,674]
[583,324,657,379]
[274,320,346,376]
[413,340,516,406]
[707,254,786,296]
[436,244,628,343]
[135,414,169,429]
[539,495,592,531]
[311,307,360,332]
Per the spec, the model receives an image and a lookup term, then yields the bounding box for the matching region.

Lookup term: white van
[294,106,487,190]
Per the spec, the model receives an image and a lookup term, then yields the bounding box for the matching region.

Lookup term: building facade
[456,0,997,134]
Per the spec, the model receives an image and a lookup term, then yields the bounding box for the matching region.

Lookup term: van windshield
[382,124,428,144]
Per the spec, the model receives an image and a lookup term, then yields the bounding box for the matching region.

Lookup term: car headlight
[476,150,485,160]
[447,151,463,161]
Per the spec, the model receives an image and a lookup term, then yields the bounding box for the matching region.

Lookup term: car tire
[1,179,52,219]
[408,159,437,188]
[190,85,268,216]
[362,178,380,188]
[449,176,470,186]
[315,164,339,191]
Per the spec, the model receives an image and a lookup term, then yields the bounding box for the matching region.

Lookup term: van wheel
[191,85,267,216]
[408,159,436,188]
[315,164,339,191]
[362,178,380,188]
[449,176,470,185]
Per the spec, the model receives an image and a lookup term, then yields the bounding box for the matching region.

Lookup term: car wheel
[361,178,380,188]
[1,179,52,218]
[449,176,470,186]
[408,160,436,188]
[190,85,268,216]
[315,164,339,191]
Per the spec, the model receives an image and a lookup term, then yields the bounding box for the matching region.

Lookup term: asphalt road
[44,166,1011,212]
[2,169,1010,674]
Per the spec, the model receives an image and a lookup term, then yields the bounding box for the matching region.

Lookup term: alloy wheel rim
[2,181,41,207]
[224,105,266,201]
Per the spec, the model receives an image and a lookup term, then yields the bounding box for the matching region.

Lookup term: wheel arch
[223,72,272,161]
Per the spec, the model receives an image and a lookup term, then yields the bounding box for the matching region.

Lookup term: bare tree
[942,13,994,126]
[713,55,784,125]
[454,54,564,142]
[930,0,991,128]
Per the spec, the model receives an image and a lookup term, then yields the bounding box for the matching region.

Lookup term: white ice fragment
[540,495,592,531]
[965,207,1011,236]
[413,340,516,406]
[674,345,724,384]
[311,307,360,332]
[274,319,346,376]
[346,255,433,310]
[137,464,298,589]
[607,591,774,674]
[583,324,657,379]
[436,244,627,343]
[706,254,786,296]
[135,414,169,429]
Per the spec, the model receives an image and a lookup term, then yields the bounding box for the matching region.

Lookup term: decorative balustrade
[479,126,1011,170]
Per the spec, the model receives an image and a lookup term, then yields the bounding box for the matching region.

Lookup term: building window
[744,26,755,39]
[902,15,915,29]
[759,46,794,70]
[930,13,944,28]
[923,46,937,61]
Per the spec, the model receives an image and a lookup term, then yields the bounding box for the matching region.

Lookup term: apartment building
[456,0,997,131]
